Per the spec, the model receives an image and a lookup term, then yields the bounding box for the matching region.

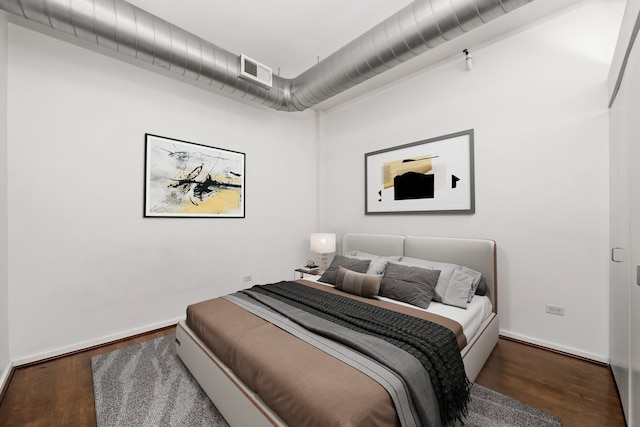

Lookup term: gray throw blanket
[244,281,471,427]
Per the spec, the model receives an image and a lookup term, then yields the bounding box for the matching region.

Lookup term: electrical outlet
[242,275,253,282]
[545,304,565,316]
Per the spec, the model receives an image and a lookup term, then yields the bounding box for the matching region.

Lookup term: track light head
[463,49,473,71]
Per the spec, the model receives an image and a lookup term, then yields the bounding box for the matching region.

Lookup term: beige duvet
[186,280,466,427]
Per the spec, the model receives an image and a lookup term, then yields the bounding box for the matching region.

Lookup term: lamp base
[318,253,329,273]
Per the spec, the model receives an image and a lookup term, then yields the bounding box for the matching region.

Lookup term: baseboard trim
[10,322,609,368]
[499,330,608,365]
[13,317,183,367]
[0,362,15,406]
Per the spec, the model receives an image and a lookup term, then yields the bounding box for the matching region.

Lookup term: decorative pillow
[463,268,483,300]
[345,250,402,275]
[335,266,382,299]
[443,270,476,309]
[379,263,440,309]
[318,255,370,285]
[397,257,457,301]
[398,256,482,309]
[467,275,488,303]
[474,275,488,297]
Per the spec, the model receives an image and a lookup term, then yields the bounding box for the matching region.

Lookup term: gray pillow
[379,263,440,309]
[474,275,488,297]
[318,255,370,285]
[335,266,382,299]
[398,256,482,308]
[344,250,402,275]
[443,270,475,309]
[467,275,489,303]
[462,268,482,300]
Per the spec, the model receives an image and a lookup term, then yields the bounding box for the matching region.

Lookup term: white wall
[0,11,10,385]
[320,1,623,361]
[2,1,625,366]
[7,25,319,363]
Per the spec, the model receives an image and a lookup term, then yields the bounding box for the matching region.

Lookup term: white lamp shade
[310,233,336,254]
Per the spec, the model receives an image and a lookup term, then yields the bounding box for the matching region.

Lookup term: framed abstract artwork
[144,134,245,218]
[365,129,474,214]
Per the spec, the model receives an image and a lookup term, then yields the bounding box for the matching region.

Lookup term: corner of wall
[315,109,326,229]
[0,11,10,376]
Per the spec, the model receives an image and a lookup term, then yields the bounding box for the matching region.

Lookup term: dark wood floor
[0,327,626,427]
[475,338,626,427]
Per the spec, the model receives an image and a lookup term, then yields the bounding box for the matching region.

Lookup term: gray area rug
[92,334,228,427]
[465,385,561,427]
[92,334,561,427]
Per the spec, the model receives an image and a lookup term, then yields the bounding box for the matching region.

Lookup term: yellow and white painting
[144,134,245,217]
[365,130,474,214]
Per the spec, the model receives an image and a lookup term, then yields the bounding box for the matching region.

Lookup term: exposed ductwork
[0,0,534,112]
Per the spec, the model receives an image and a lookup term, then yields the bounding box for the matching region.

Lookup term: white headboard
[341,233,405,257]
[342,233,497,311]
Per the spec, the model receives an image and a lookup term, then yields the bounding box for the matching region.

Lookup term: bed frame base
[176,313,498,426]
[462,313,499,382]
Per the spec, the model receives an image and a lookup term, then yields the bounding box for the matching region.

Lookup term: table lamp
[310,233,336,273]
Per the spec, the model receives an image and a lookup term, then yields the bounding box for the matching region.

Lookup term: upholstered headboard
[341,233,405,257]
[342,233,497,311]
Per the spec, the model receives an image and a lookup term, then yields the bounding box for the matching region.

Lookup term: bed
[176,233,499,427]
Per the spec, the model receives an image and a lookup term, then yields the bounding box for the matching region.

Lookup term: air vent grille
[239,54,272,88]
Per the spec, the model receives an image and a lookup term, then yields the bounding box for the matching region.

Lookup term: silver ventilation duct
[0,0,534,111]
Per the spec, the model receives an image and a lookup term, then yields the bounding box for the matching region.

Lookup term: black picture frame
[144,134,245,218]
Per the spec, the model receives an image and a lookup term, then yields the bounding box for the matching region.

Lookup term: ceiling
[106,0,589,109]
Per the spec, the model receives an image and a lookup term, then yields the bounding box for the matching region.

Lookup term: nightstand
[294,268,322,281]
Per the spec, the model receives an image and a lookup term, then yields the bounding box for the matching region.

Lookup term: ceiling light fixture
[463,49,473,71]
